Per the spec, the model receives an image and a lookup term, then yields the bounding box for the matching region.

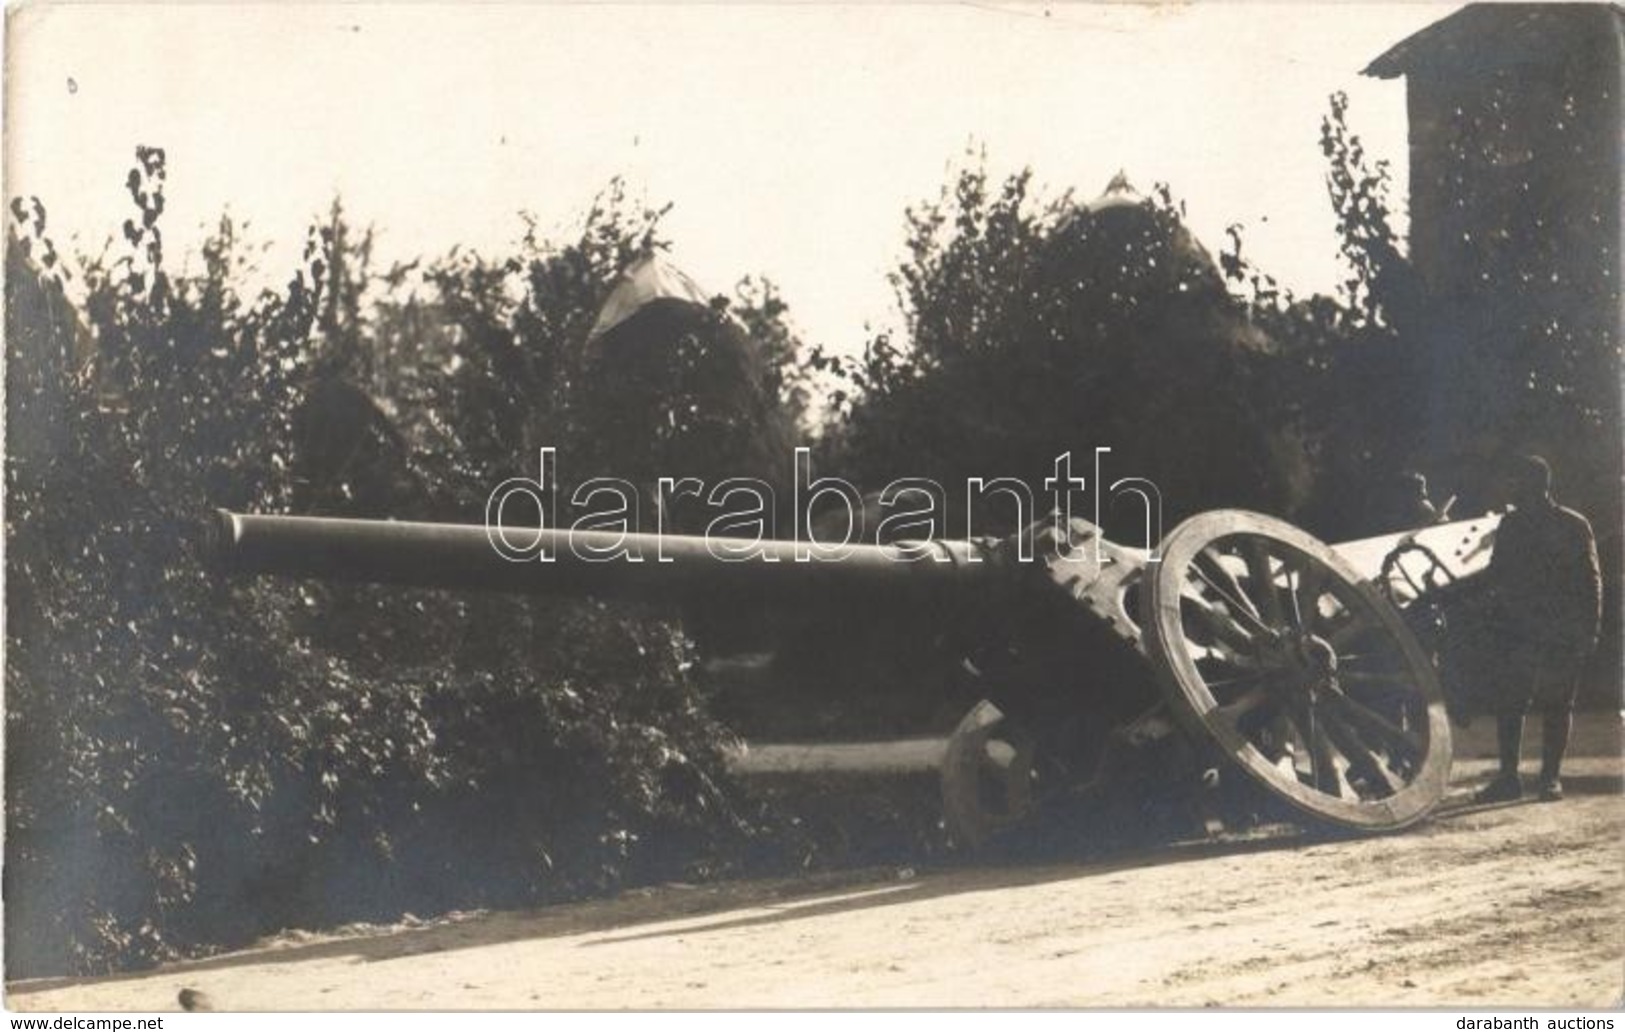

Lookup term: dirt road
[10,721,1622,1010]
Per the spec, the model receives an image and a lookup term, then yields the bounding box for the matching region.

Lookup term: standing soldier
[1387,470,1442,532]
[1475,455,1602,803]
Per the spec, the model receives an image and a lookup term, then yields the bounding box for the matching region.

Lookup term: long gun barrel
[208,510,996,603]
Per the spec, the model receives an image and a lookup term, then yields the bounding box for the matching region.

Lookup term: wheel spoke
[1333,652,1388,667]
[1329,614,1382,654]
[1292,564,1328,634]
[1213,684,1276,728]
[1189,563,1277,642]
[1257,712,1298,766]
[1196,646,1266,671]
[1200,668,1278,694]
[1182,592,1261,655]
[1194,550,1259,621]
[1366,758,1406,796]
[1337,670,1415,689]
[1321,690,1423,763]
[1285,566,1305,632]
[1312,590,1353,634]
[1319,711,1404,797]
[1290,694,1343,796]
[1310,723,1344,795]
[1240,538,1286,630]
[1193,643,1262,669]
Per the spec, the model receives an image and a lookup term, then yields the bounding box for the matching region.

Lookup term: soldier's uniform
[1477,496,1602,800]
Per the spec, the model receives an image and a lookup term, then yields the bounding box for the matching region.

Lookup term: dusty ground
[9,718,1622,1011]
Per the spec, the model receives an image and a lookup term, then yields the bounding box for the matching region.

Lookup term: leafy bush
[4,156,773,977]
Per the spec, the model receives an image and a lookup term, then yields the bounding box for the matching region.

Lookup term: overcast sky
[5,3,1453,355]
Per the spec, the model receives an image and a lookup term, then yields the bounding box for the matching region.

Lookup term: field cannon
[208,506,1501,847]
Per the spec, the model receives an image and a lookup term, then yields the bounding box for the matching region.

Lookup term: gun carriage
[208,507,1500,848]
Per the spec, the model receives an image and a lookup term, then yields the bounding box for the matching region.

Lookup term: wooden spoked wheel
[1143,511,1452,831]
[941,700,1038,849]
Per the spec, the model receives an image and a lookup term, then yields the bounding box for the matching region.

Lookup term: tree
[821,156,1309,540]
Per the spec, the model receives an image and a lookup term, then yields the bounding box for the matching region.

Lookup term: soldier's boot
[1474,714,1525,803]
[1537,708,1571,802]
